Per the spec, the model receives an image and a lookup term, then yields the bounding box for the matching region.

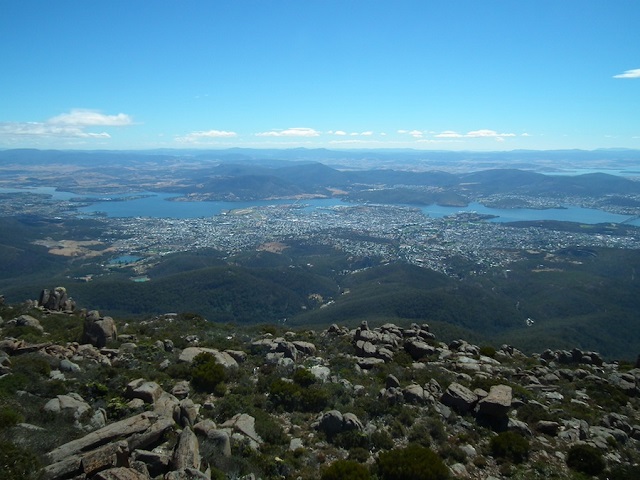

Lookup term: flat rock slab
[178,347,238,368]
[47,412,166,464]
[441,382,478,413]
[477,384,512,417]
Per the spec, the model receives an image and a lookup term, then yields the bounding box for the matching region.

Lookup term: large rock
[92,467,150,480]
[405,339,436,360]
[293,341,317,356]
[171,426,200,471]
[441,383,478,413]
[194,419,232,457]
[343,412,364,431]
[178,347,238,368]
[7,314,44,332]
[477,385,512,417]
[46,412,171,464]
[317,410,344,436]
[82,311,117,347]
[131,449,170,477]
[177,398,199,427]
[125,379,163,404]
[43,394,91,421]
[80,440,129,477]
[220,413,263,447]
[404,384,428,403]
[316,410,364,436]
[165,468,210,480]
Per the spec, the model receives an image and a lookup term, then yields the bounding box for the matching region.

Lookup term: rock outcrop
[39,286,76,312]
[81,310,117,347]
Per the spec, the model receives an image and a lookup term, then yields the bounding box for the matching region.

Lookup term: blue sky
[1,1,639,151]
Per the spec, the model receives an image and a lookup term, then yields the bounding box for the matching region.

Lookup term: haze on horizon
[1,0,639,152]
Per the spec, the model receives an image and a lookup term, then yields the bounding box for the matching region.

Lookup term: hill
[0,294,639,479]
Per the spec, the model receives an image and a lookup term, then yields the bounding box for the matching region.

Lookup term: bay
[2,186,639,226]
[419,202,640,226]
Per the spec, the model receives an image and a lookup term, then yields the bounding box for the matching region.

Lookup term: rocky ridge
[0,291,639,479]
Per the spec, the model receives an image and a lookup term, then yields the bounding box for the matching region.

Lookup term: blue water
[109,255,142,265]
[419,202,640,226]
[544,168,640,177]
[2,186,639,226]
[78,194,348,218]
[0,186,77,201]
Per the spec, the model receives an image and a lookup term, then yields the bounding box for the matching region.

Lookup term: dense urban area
[3,187,640,278]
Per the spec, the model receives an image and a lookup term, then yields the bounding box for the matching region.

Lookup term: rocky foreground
[0,290,639,479]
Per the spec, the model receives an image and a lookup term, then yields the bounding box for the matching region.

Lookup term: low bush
[0,405,23,429]
[489,431,530,464]
[191,352,226,393]
[566,444,605,476]
[0,440,42,480]
[517,402,553,424]
[268,378,328,413]
[479,345,496,358]
[321,459,371,480]
[376,444,449,480]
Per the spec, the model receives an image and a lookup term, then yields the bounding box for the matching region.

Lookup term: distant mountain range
[6,148,639,203]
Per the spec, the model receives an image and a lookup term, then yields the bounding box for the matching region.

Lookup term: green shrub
[2,326,44,343]
[106,396,133,420]
[438,444,467,463]
[0,374,28,398]
[371,429,394,450]
[479,345,496,358]
[333,430,370,450]
[191,352,226,393]
[292,367,316,387]
[269,378,301,411]
[585,382,629,410]
[299,385,329,412]
[268,378,328,413]
[566,444,605,476]
[489,431,530,464]
[376,444,449,480]
[321,459,371,480]
[0,406,23,429]
[0,440,42,480]
[253,410,288,446]
[606,464,640,480]
[12,354,51,377]
[408,417,446,447]
[517,402,553,424]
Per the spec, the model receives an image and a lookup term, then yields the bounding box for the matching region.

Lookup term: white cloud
[255,127,320,137]
[175,129,238,143]
[333,130,347,136]
[0,109,133,141]
[434,129,515,139]
[48,109,133,126]
[613,68,640,79]
[361,131,374,136]
[466,129,516,138]
[435,130,464,138]
[398,129,425,138]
